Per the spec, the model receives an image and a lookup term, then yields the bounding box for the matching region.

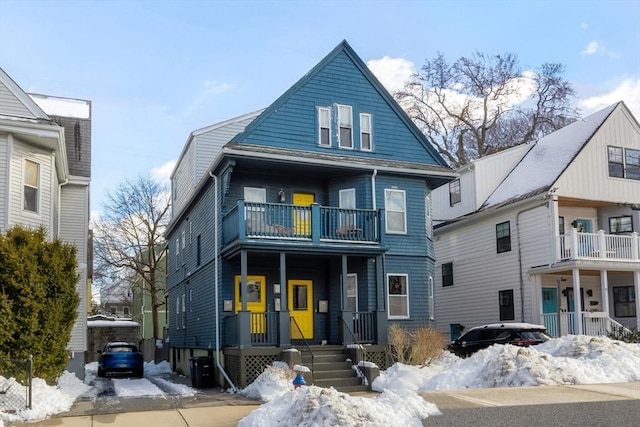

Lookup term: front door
[235,275,266,333]
[293,193,314,235]
[288,279,313,339]
[542,287,558,337]
[565,287,585,334]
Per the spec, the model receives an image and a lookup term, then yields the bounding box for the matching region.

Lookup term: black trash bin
[189,356,215,388]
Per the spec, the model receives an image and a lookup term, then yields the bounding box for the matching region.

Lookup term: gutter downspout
[209,171,237,392]
[515,199,547,322]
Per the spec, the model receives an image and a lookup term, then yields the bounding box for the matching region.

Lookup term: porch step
[296,345,368,393]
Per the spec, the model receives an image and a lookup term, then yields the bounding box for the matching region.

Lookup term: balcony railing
[557,229,639,262]
[223,201,384,246]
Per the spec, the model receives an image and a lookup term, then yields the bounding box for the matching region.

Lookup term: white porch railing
[541,312,632,337]
[557,230,639,262]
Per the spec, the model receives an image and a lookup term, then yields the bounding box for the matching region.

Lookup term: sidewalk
[9,382,640,427]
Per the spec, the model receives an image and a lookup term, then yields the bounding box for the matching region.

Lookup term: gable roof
[482,102,621,209]
[230,40,449,168]
[0,67,50,120]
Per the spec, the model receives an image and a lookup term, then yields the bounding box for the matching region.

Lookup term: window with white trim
[245,187,266,231]
[385,189,406,234]
[346,273,358,313]
[387,274,409,318]
[182,293,186,328]
[449,179,461,206]
[23,159,39,213]
[360,113,372,151]
[318,107,331,146]
[338,104,353,149]
[425,192,433,239]
[428,276,435,321]
[176,296,180,329]
[608,146,640,180]
[175,238,180,269]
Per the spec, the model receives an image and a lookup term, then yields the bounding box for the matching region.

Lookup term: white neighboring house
[0,68,91,377]
[432,102,640,341]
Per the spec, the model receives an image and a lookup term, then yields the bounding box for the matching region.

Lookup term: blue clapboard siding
[238,49,443,166]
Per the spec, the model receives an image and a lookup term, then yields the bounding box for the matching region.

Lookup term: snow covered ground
[1,335,639,426]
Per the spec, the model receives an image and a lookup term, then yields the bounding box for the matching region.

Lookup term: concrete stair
[300,345,368,393]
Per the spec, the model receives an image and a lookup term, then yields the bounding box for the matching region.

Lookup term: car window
[109,346,134,353]
[477,329,496,340]
[459,330,479,341]
[520,331,547,340]
[495,331,511,340]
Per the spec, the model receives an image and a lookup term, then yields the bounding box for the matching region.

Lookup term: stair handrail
[290,316,314,378]
[338,315,368,384]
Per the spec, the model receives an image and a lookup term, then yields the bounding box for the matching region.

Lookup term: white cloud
[580,77,640,118]
[367,56,416,93]
[580,22,589,30]
[581,41,604,55]
[184,80,236,116]
[151,159,176,185]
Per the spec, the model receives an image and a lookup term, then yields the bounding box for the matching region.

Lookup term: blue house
[165,41,455,389]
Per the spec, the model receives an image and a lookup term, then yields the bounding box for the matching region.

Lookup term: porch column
[278,252,291,347]
[237,249,251,348]
[340,255,354,343]
[572,268,583,334]
[375,255,388,344]
[532,274,543,325]
[550,195,560,262]
[635,269,640,330]
[600,270,610,316]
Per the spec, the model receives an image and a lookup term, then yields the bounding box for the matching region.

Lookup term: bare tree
[395,52,579,167]
[92,174,170,341]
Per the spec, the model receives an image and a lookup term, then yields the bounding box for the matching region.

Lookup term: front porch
[541,311,631,337]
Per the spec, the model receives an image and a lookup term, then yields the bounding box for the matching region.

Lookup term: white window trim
[176,296,180,330]
[426,192,433,239]
[182,294,186,329]
[384,188,407,234]
[23,159,40,214]
[346,273,358,313]
[337,104,354,149]
[175,238,180,270]
[318,106,331,147]
[387,273,409,319]
[428,276,435,321]
[359,113,372,151]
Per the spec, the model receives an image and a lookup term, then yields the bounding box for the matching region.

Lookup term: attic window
[318,107,331,146]
[360,113,372,151]
[23,159,39,213]
[608,146,639,180]
[338,105,353,149]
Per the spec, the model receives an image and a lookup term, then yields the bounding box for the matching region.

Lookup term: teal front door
[565,287,584,334]
[542,288,558,336]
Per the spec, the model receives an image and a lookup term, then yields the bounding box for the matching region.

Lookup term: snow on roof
[87,319,139,327]
[28,93,90,119]
[483,103,618,209]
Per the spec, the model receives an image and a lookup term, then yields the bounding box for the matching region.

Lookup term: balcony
[557,229,639,262]
[222,201,385,249]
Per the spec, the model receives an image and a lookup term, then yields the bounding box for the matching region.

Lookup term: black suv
[448,323,550,357]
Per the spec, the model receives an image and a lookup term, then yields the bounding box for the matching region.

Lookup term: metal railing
[339,315,368,380]
[290,316,314,377]
[0,356,32,412]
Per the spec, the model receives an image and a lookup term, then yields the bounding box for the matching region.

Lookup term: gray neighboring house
[0,67,91,378]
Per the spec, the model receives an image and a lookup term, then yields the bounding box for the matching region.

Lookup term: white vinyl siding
[0,134,8,230]
[0,80,36,118]
[337,104,353,149]
[434,203,549,337]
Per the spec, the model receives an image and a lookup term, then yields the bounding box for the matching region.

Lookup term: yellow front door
[235,275,266,333]
[292,193,314,235]
[288,279,313,339]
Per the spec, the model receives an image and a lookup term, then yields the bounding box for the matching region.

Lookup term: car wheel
[98,368,105,377]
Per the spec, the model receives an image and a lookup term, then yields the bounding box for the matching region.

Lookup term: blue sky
[1,0,638,215]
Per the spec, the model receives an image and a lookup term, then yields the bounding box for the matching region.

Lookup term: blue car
[97,342,144,378]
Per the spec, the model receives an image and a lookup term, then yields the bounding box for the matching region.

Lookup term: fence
[0,356,32,412]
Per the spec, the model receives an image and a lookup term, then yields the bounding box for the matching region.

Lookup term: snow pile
[241,361,295,401]
[238,386,440,427]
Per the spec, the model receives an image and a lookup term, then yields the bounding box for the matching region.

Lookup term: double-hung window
[387,274,409,319]
[613,286,635,317]
[244,187,266,232]
[360,113,372,151]
[442,262,453,287]
[608,146,640,180]
[24,159,39,213]
[496,221,512,253]
[610,216,633,234]
[346,274,358,313]
[385,189,406,234]
[338,105,353,149]
[449,179,461,206]
[175,238,180,269]
[318,107,331,147]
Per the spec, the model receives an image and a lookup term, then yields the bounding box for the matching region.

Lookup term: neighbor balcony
[557,229,639,262]
[222,201,385,248]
